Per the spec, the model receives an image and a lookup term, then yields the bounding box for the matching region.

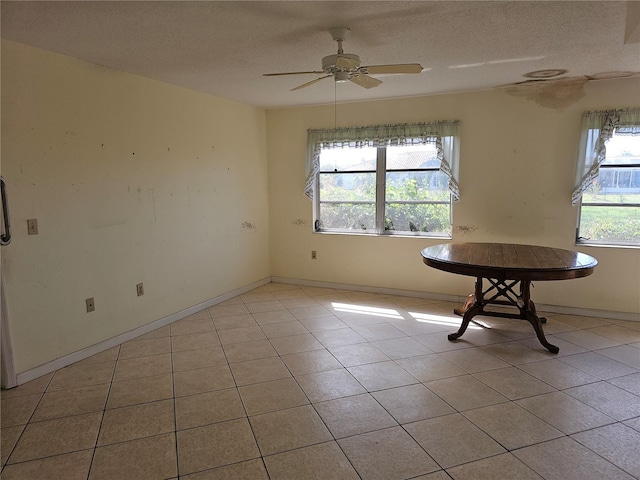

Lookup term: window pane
[387,144,439,170]
[579,205,640,244]
[319,172,375,201]
[602,133,640,166]
[319,203,376,231]
[386,171,450,202]
[385,203,451,233]
[318,168,376,231]
[319,147,377,172]
[582,167,640,204]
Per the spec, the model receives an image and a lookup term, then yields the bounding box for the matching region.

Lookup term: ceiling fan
[263,27,423,91]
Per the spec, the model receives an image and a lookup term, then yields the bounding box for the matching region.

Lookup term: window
[305,122,460,236]
[573,108,640,246]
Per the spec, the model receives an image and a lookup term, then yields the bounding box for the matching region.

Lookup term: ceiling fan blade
[336,56,361,70]
[349,74,383,89]
[362,64,423,75]
[263,71,325,77]
[291,75,332,91]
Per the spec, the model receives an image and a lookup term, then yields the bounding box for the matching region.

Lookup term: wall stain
[241,221,256,230]
[292,219,306,226]
[150,188,157,223]
[454,225,478,235]
[503,78,587,109]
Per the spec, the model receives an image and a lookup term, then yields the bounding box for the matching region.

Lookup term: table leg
[520,281,558,353]
[453,294,476,316]
[449,277,484,341]
[528,299,547,324]
[522,310,559,353]
[448,302,483,341]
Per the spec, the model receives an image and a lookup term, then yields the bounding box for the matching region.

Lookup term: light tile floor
[2,282,640,479]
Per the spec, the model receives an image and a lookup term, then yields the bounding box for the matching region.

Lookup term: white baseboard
[1,284,18,389]
[14,277,271,386]
[13,275,639,386]
[272,276,640,322]
[271,276,466,303]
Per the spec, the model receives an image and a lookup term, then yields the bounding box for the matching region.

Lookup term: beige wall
[1,41,270,373]
[267,78,640,314]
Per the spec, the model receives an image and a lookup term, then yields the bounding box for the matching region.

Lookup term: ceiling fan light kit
[263,27,424,91]
[334,71,350,83]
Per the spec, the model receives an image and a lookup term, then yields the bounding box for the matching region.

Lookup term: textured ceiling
[2,1,639,109]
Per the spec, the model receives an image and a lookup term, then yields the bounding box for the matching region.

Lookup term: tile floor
[2,282,640,479]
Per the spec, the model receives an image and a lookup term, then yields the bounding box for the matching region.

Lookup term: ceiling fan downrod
[328,26,350,55]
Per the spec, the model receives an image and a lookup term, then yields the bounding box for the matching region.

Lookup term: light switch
[27,218,38,235]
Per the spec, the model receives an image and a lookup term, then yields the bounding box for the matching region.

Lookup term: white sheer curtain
[572,108,640,205]
[304,121,460,200]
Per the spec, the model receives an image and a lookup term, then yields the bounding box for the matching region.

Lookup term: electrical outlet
[311,250,317,259]
[86,297,95,313]
[27,218,38,235]
[136,283,144,296]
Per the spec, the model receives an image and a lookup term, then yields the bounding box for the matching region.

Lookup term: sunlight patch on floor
[331,302,405,320]
[409,311,484,330]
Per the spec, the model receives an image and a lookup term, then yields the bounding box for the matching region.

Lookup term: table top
[421,242,598,281]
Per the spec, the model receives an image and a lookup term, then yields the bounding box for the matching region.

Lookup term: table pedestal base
[449,277,559,354]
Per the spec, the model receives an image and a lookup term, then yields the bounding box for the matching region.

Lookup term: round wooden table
[421,243,598,353]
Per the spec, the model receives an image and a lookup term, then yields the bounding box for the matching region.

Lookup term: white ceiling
[2,1,639,109]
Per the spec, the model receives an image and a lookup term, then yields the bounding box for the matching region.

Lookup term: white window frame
[313,145,453,236]
[305,121,460,238]
[572,108,640,247]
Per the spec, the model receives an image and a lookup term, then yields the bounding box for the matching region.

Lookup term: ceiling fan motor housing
[322,53,360,72]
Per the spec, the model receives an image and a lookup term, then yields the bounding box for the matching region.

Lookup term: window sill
[314,230,452,240]
[575,241,640,250]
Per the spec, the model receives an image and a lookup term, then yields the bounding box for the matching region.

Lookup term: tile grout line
[278,292,444,478]
[1,372,55,472]
[243,291,367,479]
[169,316,181,480]
[225,297,274,479]
[85,344,120,480]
